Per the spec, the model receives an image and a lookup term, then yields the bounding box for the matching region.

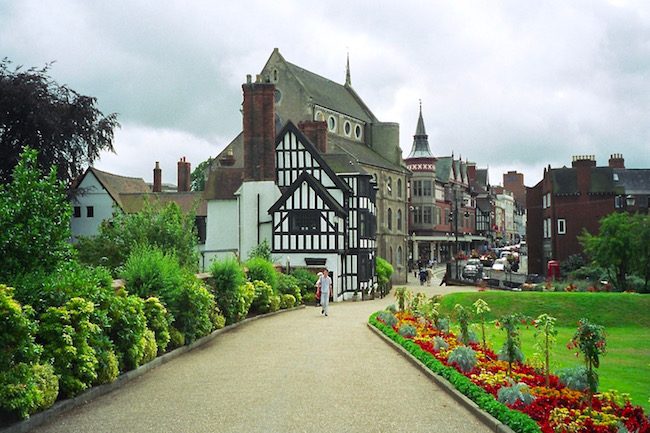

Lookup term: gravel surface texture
[31,275,491,433]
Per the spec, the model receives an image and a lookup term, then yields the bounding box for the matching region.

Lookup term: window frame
[290,210,321,234]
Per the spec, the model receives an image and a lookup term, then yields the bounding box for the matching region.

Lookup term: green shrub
[168,279,215,343]
[437,317,450,333]
[0,285,41,370]
[121,245,185,300]
[302,292,316,304]
[497,381,536,406]
[38,297,99,398]
[377,311,397,327]
[168,327,185,349]
[247,239,272,261]
[209,258,248,324]
[0,363,59,420]
[143,297,171,354]
[107,293,147,371]
[556,366,591,392]
[448,346,477,373]
[93,338,119,386]
[250,280,275,314]
[269,294,281,312]
[386,304,397,313]
[277,273,302,304]
[246,257,278,290]
[290,268,318,297]
[398,324,416,338]
[141,329,158,364]
[376,257,393,285]
[280,293,296,309]
[210,305,226,330]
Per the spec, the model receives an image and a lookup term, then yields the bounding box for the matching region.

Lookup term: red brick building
[526,154,649,275]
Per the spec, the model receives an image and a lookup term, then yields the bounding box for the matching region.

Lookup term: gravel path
[32,278,491,433]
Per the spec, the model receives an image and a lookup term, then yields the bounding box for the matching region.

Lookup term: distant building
[204,49,408,284]
[526,154,650,275]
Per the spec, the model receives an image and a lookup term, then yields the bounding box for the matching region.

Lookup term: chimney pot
[153,161,162,193]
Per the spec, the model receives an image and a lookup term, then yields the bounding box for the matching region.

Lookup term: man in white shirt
[319,269,332,316]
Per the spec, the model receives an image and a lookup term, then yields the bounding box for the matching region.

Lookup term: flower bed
[370,311,649,433]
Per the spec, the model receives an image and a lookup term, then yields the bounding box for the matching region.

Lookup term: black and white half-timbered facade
[269,122,378,300]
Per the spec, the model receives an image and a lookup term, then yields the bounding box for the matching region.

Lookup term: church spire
[345,52,351,87]
[407,100,433,159]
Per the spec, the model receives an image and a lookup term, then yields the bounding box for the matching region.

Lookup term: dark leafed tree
[0,58,119,186]
[190,157,213,191]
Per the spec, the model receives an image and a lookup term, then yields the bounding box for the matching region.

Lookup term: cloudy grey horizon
[2,0,649,188]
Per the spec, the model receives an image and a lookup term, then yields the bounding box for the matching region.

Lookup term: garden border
[367,323,516,433]
[1,305,305,433]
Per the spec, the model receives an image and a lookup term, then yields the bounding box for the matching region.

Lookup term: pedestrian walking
[419,268,427,286]
[319,269,332,316]
[440,267,449,286]
[426,268,433,286]
[315,272,323,306]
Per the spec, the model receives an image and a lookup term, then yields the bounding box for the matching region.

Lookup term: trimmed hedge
[369,312,541,433]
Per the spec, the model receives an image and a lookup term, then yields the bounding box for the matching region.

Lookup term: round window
[354,124,362,139]
[274,89,282,103]
[344,121,351,136]
[328,116,337,132]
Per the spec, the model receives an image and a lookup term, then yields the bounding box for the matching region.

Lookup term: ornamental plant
[410,292,427,315]
[377,311,397,327]
[472,298,490,349]
[246,257,278,290]
[419,298,441,329]
[250,280,276,314]
[496,313,529,376]
[143,297,171,354]
[497,380,536,407]
[209,258,249,324]
[533,313,557,387]
[398,324,416,338]
[454,304,472,345]
[448,346,477,373]
[568,318,607,406]
[394,287,411,312]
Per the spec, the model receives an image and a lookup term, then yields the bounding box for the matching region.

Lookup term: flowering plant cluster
[374,310,649,433]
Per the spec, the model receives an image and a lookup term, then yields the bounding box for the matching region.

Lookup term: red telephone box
[547,260,560,280]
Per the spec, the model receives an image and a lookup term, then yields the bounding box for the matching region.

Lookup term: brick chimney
[153,161,162,193]
[242,74,275,181]
[177,157,191,192]
[608,153,625,169]
[466,162,477,184]
[572,155,596,194]
[298,120,328,153]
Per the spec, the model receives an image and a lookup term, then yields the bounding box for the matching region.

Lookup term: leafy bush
[143,297,171,354]
[398,324,416,338]
[93,336,119,386]
[168,327,185,350]
[269,294,281,313]
[556,366,591,392]
[120,245,185,300]
[38,297,99,398]
[210,305,226,330]
[497,381,536,406]
[141,329,158,364]
[433,336,449,351]
[76,201,199,273]
[168,279,215,343]
[250,280,275,314]
[209,258,249,324]
[377,311,397,327]
[560,254,586,276]
[106,292,147,371]
[246,257,278,290]
[302,291,316,304]
[448,346,477,373]
[437,317,450,333]
[290,268,318,297]
[376,256,393,285]
[280,294,296,309]
[0,285,41,370]
[0,363,59,420]
[277,273,302,304]
[247,239,272,261]
[0,148,72,283]
[386,304,397,313]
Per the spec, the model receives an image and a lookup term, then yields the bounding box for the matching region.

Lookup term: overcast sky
[2,0,649,187]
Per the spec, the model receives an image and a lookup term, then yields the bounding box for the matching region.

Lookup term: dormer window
[344,120,352,136]
[354,124,362,140]
[328,116,337,132]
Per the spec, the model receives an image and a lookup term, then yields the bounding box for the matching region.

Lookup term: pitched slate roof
[328,135,408,173]
[613,168,650,194]
[119,192,207,216]
[321,153,369,175]
[85,167,150,209]
[268,170,346,216]
[435,157,453,183]
[284,60,377,123]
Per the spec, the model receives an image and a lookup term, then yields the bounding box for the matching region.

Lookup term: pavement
[31,271,491,433]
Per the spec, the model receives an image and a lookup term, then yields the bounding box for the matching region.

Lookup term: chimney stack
[153,161,162,193]
[177,157,191,192]
[242,78,276,181]
[608,153,625,169]
[298,121,328,153]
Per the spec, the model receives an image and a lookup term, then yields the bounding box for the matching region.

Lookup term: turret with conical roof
[407,101,434,158]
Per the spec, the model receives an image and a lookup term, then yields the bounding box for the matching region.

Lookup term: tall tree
[0,58,119,186]
[190,157,213,191]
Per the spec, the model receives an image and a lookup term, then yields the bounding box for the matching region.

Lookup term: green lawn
[438,291,650,411]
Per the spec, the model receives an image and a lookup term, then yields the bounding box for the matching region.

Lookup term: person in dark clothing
[419,268,427,286]
[439,268,449,286]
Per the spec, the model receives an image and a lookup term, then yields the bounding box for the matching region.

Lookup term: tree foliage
[75,201,199,273]
[580,212,648,291]
[0,58,119,186]
[190,157,213,191]
[0,148,73,283]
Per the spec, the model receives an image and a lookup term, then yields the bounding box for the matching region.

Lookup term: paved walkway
[32,275,491,433]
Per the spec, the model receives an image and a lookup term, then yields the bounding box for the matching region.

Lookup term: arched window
[387,177,392,195]
[387,208,393,231]
[397,246,403,266]
[397,178,402,198]
[389,246,394,265]
[397,209,402,231]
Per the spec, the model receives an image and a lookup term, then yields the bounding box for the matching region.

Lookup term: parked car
[463,258,484,280]
[492,257,510,271]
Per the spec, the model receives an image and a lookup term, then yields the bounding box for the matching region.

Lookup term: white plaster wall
[281,252,343,301]
[238,181,281,260]
[70,173,117,240]
[203,199,239,268]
